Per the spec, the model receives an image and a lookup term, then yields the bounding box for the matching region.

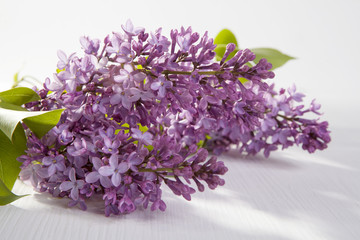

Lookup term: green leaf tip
[0,129,24,192]
[214,29,238,47]
[0,108,64,142]
[0,87,40,106]
[250,48,295,70]
[0,178,27,206]
[23,109,64,138]
[214,29,239,61]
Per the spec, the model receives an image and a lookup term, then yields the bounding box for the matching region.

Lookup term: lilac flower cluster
[204,84,331,156]
[18,20,329,216]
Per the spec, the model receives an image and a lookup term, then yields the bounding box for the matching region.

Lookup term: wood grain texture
[1,127,359,240]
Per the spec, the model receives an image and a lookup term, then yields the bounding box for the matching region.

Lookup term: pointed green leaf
[214,29,239,61]
[0,128,25,191]
[0,108,64,141]
[22,109,64,138]
[0,178,27,205]
[0,87,40,106]
[0,107,62,194]
[0,101,28,111]
[214,44,240,61]
[214,29,238,47]
[251,48,295,70]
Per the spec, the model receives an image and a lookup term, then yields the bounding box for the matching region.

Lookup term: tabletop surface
[1,126,359,240]
[1,1,360,239]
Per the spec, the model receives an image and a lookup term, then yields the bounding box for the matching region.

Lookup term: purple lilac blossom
[18,20,329,216]
[204,83,331,157]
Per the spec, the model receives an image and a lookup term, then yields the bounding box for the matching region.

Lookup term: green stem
[140,69,243,77]
[138,167,174,173]
[162,70,227,75]
[277,114,299,121]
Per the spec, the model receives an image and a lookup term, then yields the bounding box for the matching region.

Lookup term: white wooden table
[1,127,359,240]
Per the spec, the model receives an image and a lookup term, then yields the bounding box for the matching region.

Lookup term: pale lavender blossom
[57,50,75,69]
[42,155,66,176]
[85,157,112,188]
[129,88,155,102]
[59,168,85,200]
[287,84,305,102]
[121,19,145,37]
[118,192,136,213]
[98,155,128,187]
[150,76,172,98]
[110,85,133,110]
[80,36,100,55]
[131,128,153,146]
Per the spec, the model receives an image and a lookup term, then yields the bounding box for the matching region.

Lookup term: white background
[1,0,360,239]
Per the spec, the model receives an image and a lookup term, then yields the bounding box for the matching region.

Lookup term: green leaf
[214,44,240,61]
[0,101,28,111]
[214,29,238,47]
[0,87,40,106]
[214,29,239,61]
[0,107,62,204]
[0,128,25,191]
[0,108,64,141]
[250,48,295,70]
[0,178,27,205]
[22,109,64,138]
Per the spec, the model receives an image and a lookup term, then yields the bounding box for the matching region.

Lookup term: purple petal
[134,26,145,35]
[85,171,100,183]
[141,91,154,101]
[59,181,74,191]
[158,86,166,98]
[122,19,134,32]
[37,167,49,178]
[70,187,79,200]
[121,97,132,110]
[48,165,56,176]
[151,81,161,91]
[76,180,85,189]
[128,152,142,165]
[42,157,53,166]
[104,136,112,148]
[99,166,114,177]
[80,36,90,50]
[110,94,121,105]
[142,132,153,145]
[120,42,131,55]
[199,98,208,110]
[279,132,288,144]
[116,55,131,63]
[66,79,77,93]
[207,96,221,104]
[114,70,129,83]
[272,133,279,143]
[105,46,117,54]
[132,72,146,82]
[129,87,141,95]
[45,75,64,92]
[57,50,67,64]
[118,161,129,173]
[69,168,76,182]
[111,173,122,187]
[109,154,118,168]
[131,128,142,138]
[91,157,102,170]
[100,176,112,188]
